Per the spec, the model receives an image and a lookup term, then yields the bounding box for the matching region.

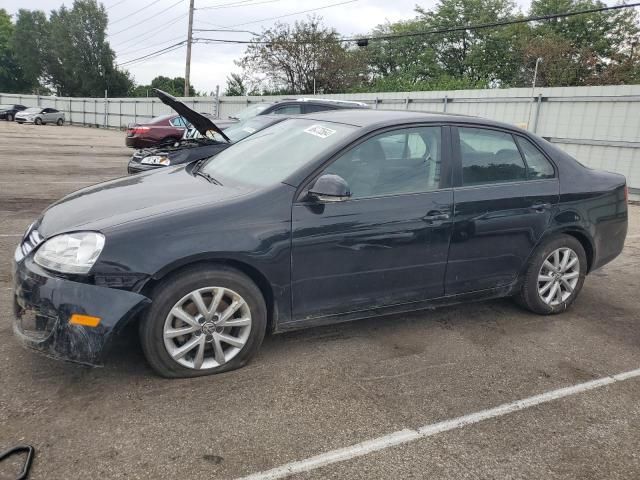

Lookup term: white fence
[1,85,639,194]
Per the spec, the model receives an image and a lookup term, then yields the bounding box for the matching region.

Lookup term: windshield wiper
[195,170,223,186]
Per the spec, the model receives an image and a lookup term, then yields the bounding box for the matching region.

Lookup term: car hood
[37,166,248,236]
[154,88,230,142]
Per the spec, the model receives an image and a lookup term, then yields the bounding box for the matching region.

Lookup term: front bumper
[12,252,150,366]
[127,159,164,174]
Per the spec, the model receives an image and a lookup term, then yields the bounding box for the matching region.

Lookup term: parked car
[128,89,288,174]
[15,107,65,125]
[12,110,627,378]
[217,97,370,129]
[125,114,190,148]
[0,104,27,121]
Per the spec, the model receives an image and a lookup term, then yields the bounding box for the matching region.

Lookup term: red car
[125,114,189,148]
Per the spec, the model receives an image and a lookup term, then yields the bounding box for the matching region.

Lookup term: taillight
[129,126,150,135]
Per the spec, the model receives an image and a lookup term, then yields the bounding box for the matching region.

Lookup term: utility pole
[184,0,195,97]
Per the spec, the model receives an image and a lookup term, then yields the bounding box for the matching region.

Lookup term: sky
[3,0,537,93]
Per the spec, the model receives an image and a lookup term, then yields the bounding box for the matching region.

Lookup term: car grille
[21,229,44,257]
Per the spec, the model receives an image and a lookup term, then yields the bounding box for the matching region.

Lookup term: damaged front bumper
[12,253,150,366]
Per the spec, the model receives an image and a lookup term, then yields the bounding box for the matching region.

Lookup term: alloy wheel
[537,247,580,306]
[163,287,252,370]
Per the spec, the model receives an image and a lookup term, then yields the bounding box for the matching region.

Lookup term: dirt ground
[1,121,639,480]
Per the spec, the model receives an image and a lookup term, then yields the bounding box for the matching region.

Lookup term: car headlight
[141,155,170,166]
[34,232,105,274]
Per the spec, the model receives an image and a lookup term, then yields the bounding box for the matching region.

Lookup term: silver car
[15,107,65,125]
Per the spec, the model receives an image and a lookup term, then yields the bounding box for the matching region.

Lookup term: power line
[220,0,360,29]
[197,0,282,11]
[193,2,640,44]
[109,0,184,36]
[117,35,186,57]
[117,40,186,67]
[105,0,127,10]
[109,0,165,25]
[111,13,187,47]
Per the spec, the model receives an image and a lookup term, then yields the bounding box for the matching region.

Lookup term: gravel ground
[1,121,639,480]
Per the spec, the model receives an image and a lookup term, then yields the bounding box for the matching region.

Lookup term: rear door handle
[531,202,552,213]
[423,210,450,223]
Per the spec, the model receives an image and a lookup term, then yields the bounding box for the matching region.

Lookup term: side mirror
[308,174,351,202]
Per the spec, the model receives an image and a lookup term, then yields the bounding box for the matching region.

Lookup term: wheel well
[140,259,276,332]
[561,230,594,273]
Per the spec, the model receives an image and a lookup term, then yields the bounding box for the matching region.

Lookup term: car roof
[273,98,368,109]
[296,109,526,132]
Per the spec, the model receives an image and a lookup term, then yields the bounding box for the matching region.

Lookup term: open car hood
[154,88,230,142]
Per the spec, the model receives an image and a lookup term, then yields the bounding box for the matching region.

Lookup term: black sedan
[12,110,628,377]
[0,103,27,121]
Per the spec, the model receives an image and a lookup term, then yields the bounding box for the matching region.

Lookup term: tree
[0,9,32,93]
[130,76,195,97]
[224,72,248,96]
[237,16,366,94]
[45,0,132,96]
[12,9,48,92]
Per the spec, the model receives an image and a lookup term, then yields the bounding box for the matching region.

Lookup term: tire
[6,114,13,122]
[516,234,587,315]
[34,117,42,125]
[57,118,64,126]
[161,137,178,145]
[139,265,267,378]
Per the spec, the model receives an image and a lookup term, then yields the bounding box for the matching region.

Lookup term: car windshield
[200,118,356,187]
[228,103,272,121]
[24,107,41,113]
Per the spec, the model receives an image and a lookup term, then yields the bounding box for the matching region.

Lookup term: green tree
[130,76,196,97]
[0,9,31,92]
[237,16,366,94]
[45,0,132,96]
[12,9,48,92]
[224,72,247,96]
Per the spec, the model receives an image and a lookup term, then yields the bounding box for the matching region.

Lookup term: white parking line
[0,234,21,237]
[236,367,640,480]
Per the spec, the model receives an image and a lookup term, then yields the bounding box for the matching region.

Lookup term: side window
[170,116,186,127]
[324,127,442,199]
[273,105,302,115]
[516,136,555,179]
[41,108,50,113]
[50,108,58,113]
[459,127,526,186]
[304,104,335,114]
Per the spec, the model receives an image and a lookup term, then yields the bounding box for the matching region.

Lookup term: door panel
[446,126,560,295]
[291,191,454,319]
[290,125,453,320]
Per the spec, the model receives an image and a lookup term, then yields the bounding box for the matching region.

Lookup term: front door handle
[531,202,552,213]
[423,210,450,223]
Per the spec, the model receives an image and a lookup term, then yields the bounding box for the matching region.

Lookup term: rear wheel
[6,113,13,122]
[34,117,42,125]
[56,118,64,126]
[139,265,267,378]
[516,234,587,314]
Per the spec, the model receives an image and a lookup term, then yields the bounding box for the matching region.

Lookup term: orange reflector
[69,314,101,327]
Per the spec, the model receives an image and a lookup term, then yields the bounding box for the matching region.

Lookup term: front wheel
[516,234,587,315]
[6,114,13,122]
[139,265,267,378]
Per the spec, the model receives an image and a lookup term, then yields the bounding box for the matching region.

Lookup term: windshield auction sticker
[304,124,337,139]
